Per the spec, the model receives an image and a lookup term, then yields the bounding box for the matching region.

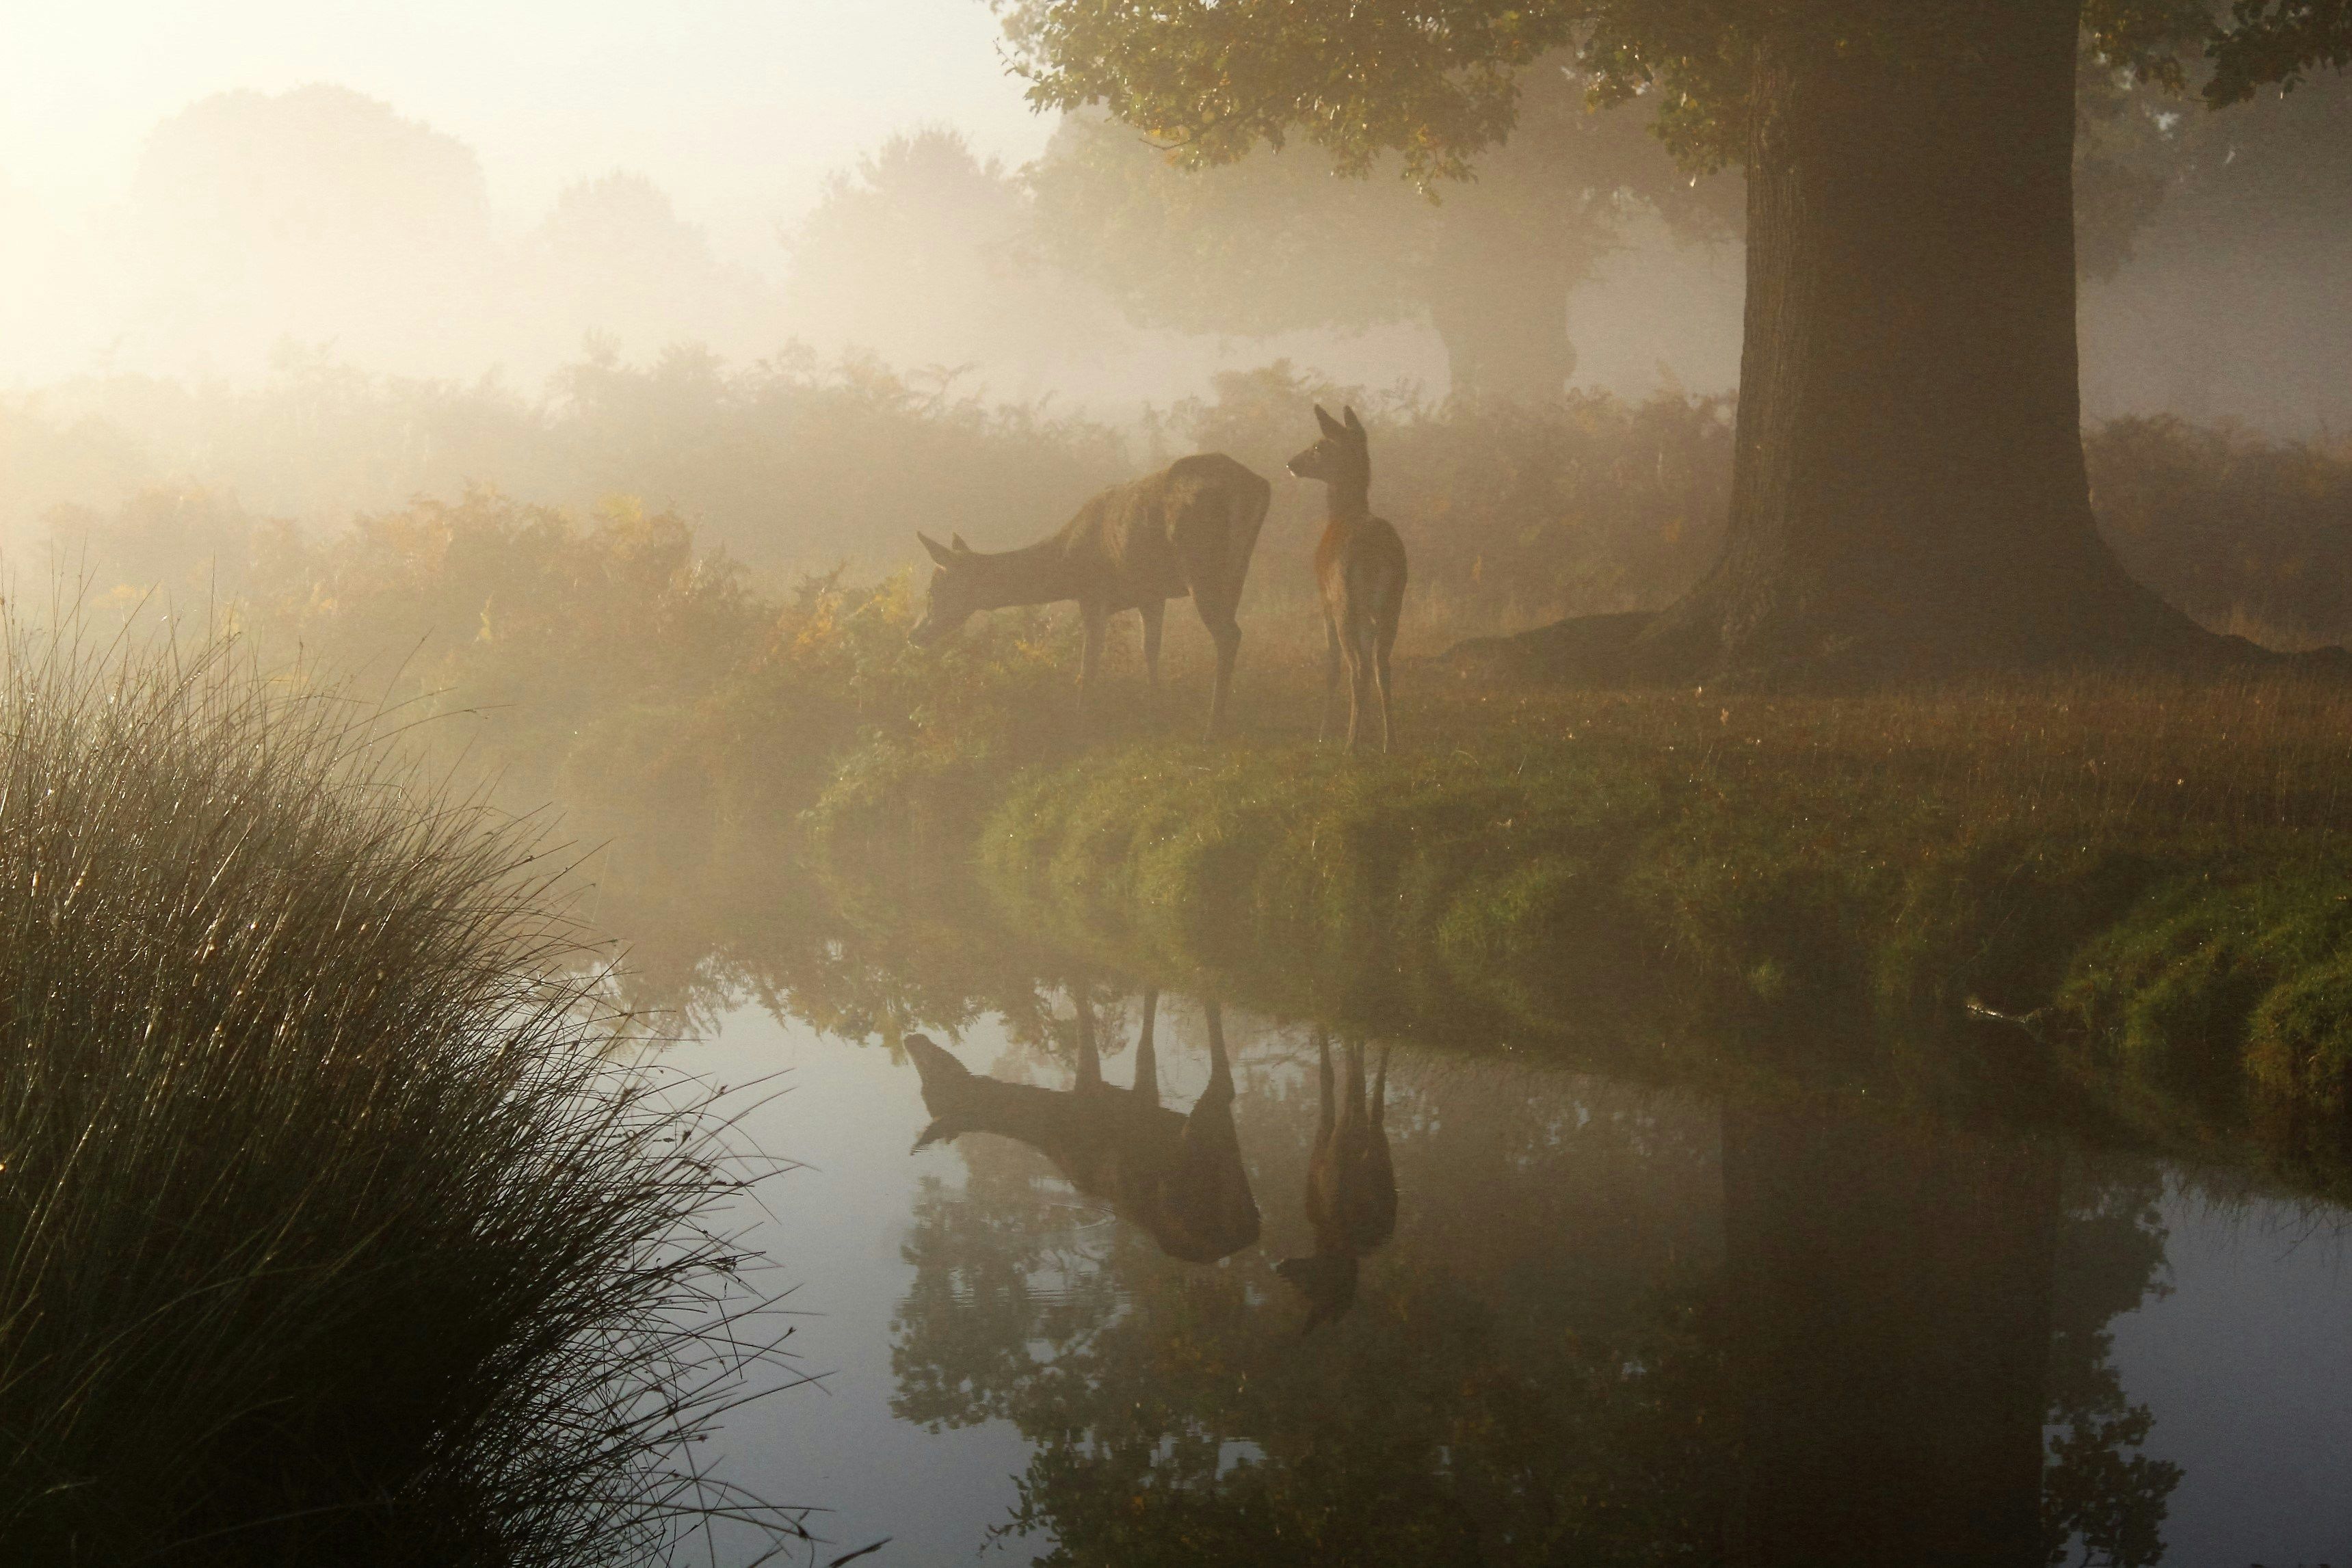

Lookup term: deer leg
[1339,1037,1366,1135]
[1133,988,1160,1104]
[1372,622,1396,755]
[1074,986,1102,1091]
[1201,998,1236,1107]
[1312,1026,1335,1143]
[1201,607,1241,744]
[1139,600,1165,695]
[1341,611,1367,752]
[1319,609,1343,745]
[1076,600,1109,723]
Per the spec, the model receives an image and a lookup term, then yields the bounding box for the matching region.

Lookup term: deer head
[909,531,979,646]
[1285,404,1370,489]
[1275,1253,1360,1335]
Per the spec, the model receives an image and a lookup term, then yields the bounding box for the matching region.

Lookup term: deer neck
[973,537,1079,610]
[1323,479,1373,527]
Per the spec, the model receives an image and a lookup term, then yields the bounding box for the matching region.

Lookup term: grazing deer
[1276,1029,1396,1333]
[1288,405,1407,752]
[903,991,1260,1264]
[908,453,1271,741]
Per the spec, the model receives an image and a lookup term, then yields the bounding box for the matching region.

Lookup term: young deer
[1276,1028,1396,1333]
[903,990,1260,1265]
[1288,405,1406,752]
[908,453,1271,741]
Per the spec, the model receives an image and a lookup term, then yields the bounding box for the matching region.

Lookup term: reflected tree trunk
[1721,1100,2062,1567]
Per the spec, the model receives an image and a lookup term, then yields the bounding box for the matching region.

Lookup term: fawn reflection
[1277,1029,1397,1331]
[903,989,1261,1263]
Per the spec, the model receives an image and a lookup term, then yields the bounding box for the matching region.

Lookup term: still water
[681,981,2352,1567]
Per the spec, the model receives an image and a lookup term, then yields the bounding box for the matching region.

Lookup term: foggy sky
[1,0,1051,274]
[2,3,2342,437]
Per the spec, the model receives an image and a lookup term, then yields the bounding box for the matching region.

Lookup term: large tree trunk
[1628,0,2214,682]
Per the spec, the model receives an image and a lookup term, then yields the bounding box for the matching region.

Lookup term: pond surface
[681,975,2352,1567]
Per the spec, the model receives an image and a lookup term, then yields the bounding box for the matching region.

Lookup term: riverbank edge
[966,739,2352,1188]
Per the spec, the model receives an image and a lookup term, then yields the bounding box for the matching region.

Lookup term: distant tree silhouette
[1028,67,1737,403]
[785,127,1120,395]
[124,86,494,372]
[523,172,778,358]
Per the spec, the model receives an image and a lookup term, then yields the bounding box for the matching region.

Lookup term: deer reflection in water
[903,990,1260,1264]
[1277,1029,1397,1332]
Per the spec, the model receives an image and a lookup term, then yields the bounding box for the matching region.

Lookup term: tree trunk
[1429,280,1576,404]
[1633,0,2213,682]
[1427,200,1580,404]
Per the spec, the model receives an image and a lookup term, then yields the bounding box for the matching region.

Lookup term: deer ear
[1343,406,1364,437]
[918,533,955,568]
[950,533,971,554]
[910,1116,965,1155]
[1314,404,1345,438]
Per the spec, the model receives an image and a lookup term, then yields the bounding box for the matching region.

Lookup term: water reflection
[1276,1030,1396,1332]
[880,994,2186,1564]
[1723,1103,2060,1565]
[903,990,1260,1264]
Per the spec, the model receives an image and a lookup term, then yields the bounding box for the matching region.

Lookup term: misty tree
[994,0,2352,681]
[525,172,777,356]
[124,86,494,372]
[784,127,1122,392]
[1028,66,1739,403]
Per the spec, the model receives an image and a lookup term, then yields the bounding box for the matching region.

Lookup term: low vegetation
[980,671,2352,1187]
[24,347,2352,646]
[0,624,799,1565]
[12,346,1129,574]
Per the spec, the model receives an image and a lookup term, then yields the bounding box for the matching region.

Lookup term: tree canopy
[994,0,2338,181]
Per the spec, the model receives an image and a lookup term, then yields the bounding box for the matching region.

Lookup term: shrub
[0,622,800,1565]
[2087,414,2352,646]
[11,347,1133,573]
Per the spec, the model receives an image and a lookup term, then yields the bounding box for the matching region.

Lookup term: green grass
[977,667,2352,1169]
[0,622,802,1566]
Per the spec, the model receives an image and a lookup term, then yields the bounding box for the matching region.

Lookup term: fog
[3,10,2347,577]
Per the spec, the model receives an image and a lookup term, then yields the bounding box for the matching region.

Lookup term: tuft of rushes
[0,619,801,1566]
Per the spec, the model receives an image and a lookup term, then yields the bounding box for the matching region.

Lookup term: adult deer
[909,454,1271,741]
[1287,405,1406,752]
[903,990,1260,1265]
[1276,1028,1396,1333]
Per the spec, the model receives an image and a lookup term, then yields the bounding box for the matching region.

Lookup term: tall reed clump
[0,622,802,1566]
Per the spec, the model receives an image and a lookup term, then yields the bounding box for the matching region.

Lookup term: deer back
[906,1034,1259,1264]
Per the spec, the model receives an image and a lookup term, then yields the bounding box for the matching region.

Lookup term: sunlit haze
[2,0,1047,266]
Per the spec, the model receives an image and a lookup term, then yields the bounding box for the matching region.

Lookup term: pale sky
[0,0,1057,268]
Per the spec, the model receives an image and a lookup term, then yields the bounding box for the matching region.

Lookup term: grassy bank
[0,626,798,1565]
[978,672,2352,1173]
